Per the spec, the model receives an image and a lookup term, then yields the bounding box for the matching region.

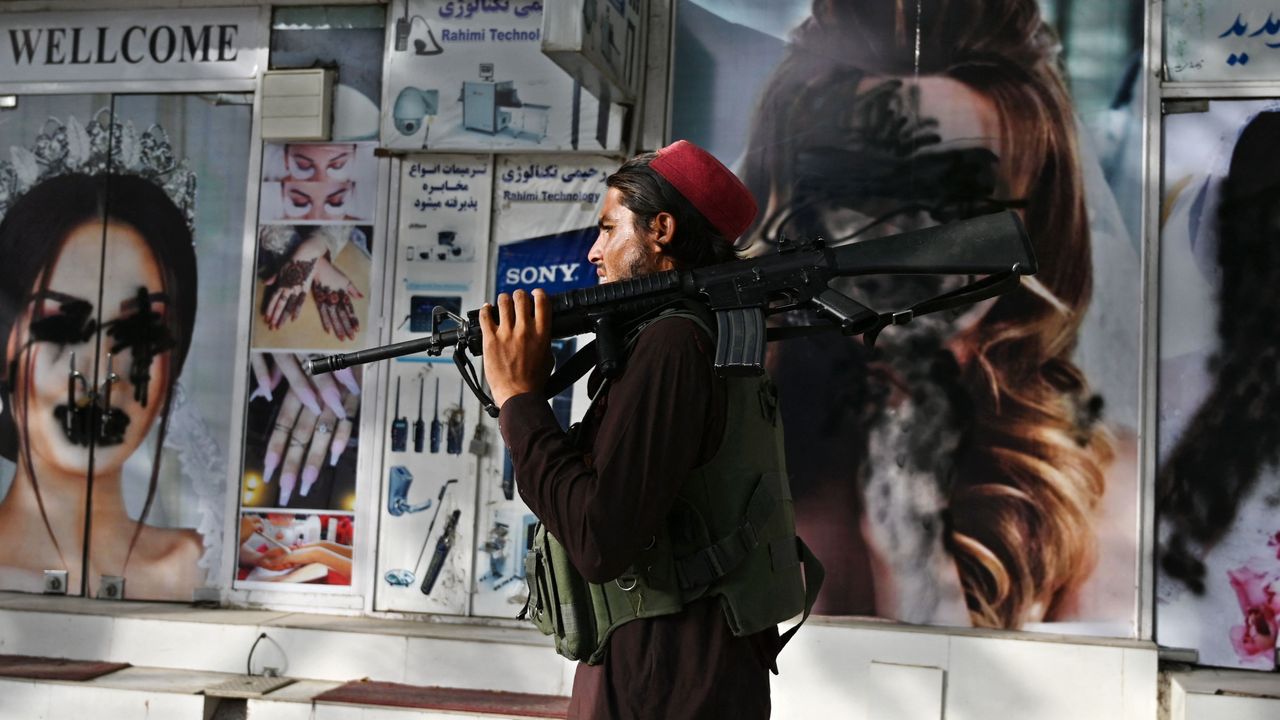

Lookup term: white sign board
[1,8,262,83]
[382,0,624,152]
[1167,2,1280,80]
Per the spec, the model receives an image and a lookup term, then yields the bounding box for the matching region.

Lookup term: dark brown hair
[741,0,1111,627]
[0,172,197,573]
[606,153,740,269]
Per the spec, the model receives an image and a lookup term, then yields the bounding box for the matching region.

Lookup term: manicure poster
[471,154,611,617]
[237,140,381,591]
[0,93,251,600]
[374,153,494,614]
[381,0,625,152]
[1157,99,1280,669]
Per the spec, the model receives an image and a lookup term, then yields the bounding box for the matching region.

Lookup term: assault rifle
[307,211,1036,417]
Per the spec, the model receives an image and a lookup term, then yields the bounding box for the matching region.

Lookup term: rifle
[307,211,1035,417]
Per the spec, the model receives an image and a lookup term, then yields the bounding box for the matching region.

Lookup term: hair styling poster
[672,0,1144,636]
[1158,99,1280,670]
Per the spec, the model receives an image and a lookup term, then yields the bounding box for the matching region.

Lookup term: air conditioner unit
[261,68,335,141]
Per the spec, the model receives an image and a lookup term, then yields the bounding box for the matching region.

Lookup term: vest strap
[778,537,824,652]
[675,472,780,590]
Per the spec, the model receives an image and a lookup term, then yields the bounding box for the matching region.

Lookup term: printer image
[461,63,550,142]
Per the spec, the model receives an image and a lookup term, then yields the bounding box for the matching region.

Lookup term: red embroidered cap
[649,139,758,242]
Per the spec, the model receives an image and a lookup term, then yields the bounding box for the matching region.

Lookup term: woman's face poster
[0,94,251,600]
[674,0,1144,636]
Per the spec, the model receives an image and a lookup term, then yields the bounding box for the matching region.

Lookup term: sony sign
[1,8,261,83]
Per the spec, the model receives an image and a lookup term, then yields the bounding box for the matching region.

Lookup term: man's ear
[650,212,676,251]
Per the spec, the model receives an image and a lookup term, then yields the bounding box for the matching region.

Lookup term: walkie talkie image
[390,376,408,452]
[421,508,462,596]
[446,381,465,455]
[413,376,426,453]
[430,377,442,453]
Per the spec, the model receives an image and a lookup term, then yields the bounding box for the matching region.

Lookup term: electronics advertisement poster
[470,154,613,617]
[1157,99,1280,670]
[381,0,626,153]
[374,153,494,614]
[0,93,251,600]
[673,0,1143,636]
[237,140,381,591]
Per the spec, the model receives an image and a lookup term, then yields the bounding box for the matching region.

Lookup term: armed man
[479,140,820,719]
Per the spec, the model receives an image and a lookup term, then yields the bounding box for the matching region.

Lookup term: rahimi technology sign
[1,8,262,82]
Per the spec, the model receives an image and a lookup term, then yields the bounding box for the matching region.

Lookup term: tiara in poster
[0,107,197,234]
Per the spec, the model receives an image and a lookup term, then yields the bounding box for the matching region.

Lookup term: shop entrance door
[0,92,251,600]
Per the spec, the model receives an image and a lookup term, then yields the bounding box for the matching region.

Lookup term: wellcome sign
[1,7,262,83]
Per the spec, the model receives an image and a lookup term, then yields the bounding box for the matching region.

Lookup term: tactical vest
[521,311,823,665]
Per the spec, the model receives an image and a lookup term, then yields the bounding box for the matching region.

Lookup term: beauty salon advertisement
[0,93,251,600]
[672,0,1144,637]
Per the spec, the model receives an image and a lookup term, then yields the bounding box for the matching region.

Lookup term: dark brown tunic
[499,317,777,720]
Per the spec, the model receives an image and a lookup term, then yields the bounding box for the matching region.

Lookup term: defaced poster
[1157,99,1280,670]
[0,93,251,600]
[470,154,613,618]
[374,154,495,614]
[673,0,1144,636]
[381,0,626,152]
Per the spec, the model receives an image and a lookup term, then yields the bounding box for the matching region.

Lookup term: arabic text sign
[382,0,619,152]
[1167,3,1280,80]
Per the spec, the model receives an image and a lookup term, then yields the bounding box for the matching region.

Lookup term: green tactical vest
[521,311,823,665]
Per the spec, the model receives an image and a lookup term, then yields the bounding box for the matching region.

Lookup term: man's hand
[479,289,553,409]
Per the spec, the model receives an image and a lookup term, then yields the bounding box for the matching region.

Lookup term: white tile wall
[404,634,572,695]
[0,597,1164,719]
[947,635,1125,720]
[0,611,112,661]
[868,662,945,720]
[269,626,408,683]
[1183,694,1280,720]
[0,678,204,720]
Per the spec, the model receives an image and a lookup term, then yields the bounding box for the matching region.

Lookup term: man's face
[588,187,668,283]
